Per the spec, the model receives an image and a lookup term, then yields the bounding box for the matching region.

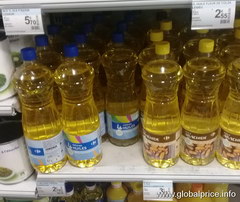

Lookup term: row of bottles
[12,10,240,174]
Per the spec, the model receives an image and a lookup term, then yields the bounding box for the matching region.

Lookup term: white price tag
[37,181,66,197]
[143,180,173,201]
[2,8,44,35]
[191,0,236,30]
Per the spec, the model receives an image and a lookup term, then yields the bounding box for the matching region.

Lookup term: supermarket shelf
[38,141,240,184]
[0,174,37,198]
[0,0,194,12]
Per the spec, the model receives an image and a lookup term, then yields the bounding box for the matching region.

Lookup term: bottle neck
[23,60,37,66]
[36,45,50,51]
[64,56,78,62]
[198,51,214,57]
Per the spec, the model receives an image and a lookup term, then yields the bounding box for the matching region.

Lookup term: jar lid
[0,121,23,144]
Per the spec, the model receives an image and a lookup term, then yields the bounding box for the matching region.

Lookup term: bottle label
[219,129,240,162]
[25,132,66,166]
[107,111,139,140]
[99,111,106,137]
[182,128,219,159]
[63,128,101,161]
[143,129,180,160]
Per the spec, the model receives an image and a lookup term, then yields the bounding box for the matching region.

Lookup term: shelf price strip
[143,180,174,201]
[37,181,67,197]
[191,0,236,30]
[1,8,44,35]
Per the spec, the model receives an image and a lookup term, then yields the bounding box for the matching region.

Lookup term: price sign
[37,181,67,197]
[2,8,44,35]
[143,180,173,201]
[191,0,236,30]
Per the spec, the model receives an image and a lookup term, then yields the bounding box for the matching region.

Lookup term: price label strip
[2,8,44,35]
[143,180,174,201]
[191,0,236,30]
[37,181,67,197]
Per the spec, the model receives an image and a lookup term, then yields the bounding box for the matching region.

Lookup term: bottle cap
[132,182,143,193]
[196,29,209,34]
[47,25,61,35]
[111,182,122,188]
[64,44,78,57]
[21,47,37,61]
[191,184,203,192]
[155,41,170,55]
[35,35,49,47]
[235,28,240,39]
[160,20,172,31]
[234,19,240,28]
[85,182,96,190]
[198,39,214,53]
[74,33,87,44]
[112,32,124,43]
[83,23,93,34]
[150,29,163,42]
[117,21,128,32]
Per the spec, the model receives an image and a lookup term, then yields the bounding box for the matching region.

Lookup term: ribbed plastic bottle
[204,184,229,202]
[13,47,67,173]
[142,41,182,168]
[55,44,102,168]
[79,182,104,202]
[102,32,139,146]
[47,24,66,55]
[106,182,128,202]
[160,20,182,60]
[217,58,240,170]
[35,35,62,112]
[181,39,225,166]
[75,33,107,141]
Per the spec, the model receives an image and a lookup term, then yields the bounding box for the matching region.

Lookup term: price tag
[191,0,236,30]
[2,8,44,35]
[37,181,67,197]
[143,180,173,201]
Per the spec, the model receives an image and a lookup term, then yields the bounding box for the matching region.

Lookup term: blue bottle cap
[74,33,87,44]
[85,182,96,187]
[47,25,60,35]
[21,47,37,61]
[83,23,93,34]
[35,35,49,47]
[112,32,124,43]
[65,183,74,193]
[64,44,78,57]
[117,21,128,32]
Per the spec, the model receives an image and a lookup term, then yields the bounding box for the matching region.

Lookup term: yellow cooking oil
[54,44,102,168]
[127,182,144,202]
[204,184,229,202]
[13,47,67,173]
[35,35,62,112]
[217,58,240,170]
[106,182,128,202]
[181,39,225,166]
[218,28,240,112]
[102,32,139,146]
[142,41,183,168]
[75,33,107,142]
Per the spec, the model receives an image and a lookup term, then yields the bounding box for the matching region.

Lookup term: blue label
[63,127,102,161]
[107,111,139,140]
[29,147,44,156]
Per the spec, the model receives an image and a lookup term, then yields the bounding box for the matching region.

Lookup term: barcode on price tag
[191,0,236,30]
[143,180,173,201]
[37,181,66,197]
[2,8,44,35]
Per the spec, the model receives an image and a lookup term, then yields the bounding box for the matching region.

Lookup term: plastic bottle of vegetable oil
[181,39,225,166]
[142,41,182,168]
[106,182,128,202]
[79,182,104,202]
[13,47,67,173]
[55,44,102,168]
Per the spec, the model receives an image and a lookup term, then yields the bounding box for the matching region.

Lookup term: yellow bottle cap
[155,41,170,55]
[160,20,172,31]
[132,182,143,192]
[235,28,240,39]
[234,19,240,28]
[198,39,214,53]
[196,29,209,34]
[150,29,164,42]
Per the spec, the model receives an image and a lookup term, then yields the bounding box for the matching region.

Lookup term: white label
[191,0,236,30]
[143,180,173,201]
[25,132,66,166]
[2,8,44,35]
[37,181,66,197]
